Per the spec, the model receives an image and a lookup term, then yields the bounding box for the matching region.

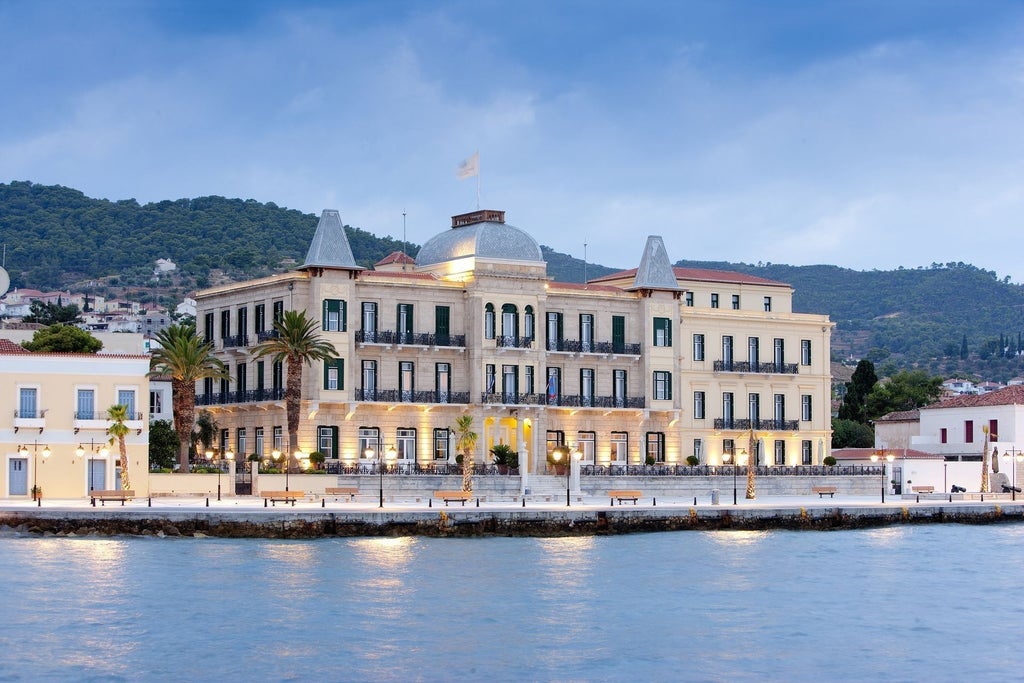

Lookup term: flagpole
[476,155,481,209]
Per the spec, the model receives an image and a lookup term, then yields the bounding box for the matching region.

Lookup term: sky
[1,0,1023,280]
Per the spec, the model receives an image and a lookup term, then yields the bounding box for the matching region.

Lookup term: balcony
[480,393,645,408]
[196,388,286,406]
[495,335,534,349]
[13,409,45,433]
[712,418,800,431]
[356,330,466,348]
[256,330,280,342]
[713,360,799,374]
[546,339,642,355]
[354,388,470,404]
[222,334,250,349]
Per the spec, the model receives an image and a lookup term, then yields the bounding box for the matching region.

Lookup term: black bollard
[916,495,920,503]
[322,499,325,508]
[522,498,525,507]
[694,497,697,506]
[476,498,480,507]
[206,497,209,507]
[429,498,432,508]
[148,497,152,507]
[653,497,656,506]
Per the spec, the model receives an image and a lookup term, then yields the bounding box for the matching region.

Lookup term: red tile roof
[375,251,416,266]
[927,384,1024,409]
[0,338,29,354]
[874,409,920,422]
[832,447,938,460]
[589,266,789,288]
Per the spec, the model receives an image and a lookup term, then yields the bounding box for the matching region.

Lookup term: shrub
[823,455,837,466]
[685,455,700,466]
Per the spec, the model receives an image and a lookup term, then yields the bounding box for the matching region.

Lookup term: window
[435,306,450,344]
[272,300,284,323]
[694,391,706,419]
[580,314,594,352]
[148,390,161,416]
[723,439,735,457]
[546,367,561,404]
[324,358,344,390]
[693,439,703,464]
[711,293,720,308]
[237,307,248,339]
[272,361,283,392]
[219,375,229,398]
[731,294,740,310]
[399,361,414,401]
[360,360,378,400]
[693,333,705,361]
[77,389,95,419]
[646,432,665,463]
[502,304,518,343]
[524,366,535,395]
[433,428,450,460]
[323,299,346,332]
[613,369,627,407]
[580,368,595,406]
[748,393,760,423]
[317,426,338,458]
[722,335,734,369]
[748,337,759,368]
[801,339,812,366]
[611,432,628,463]
[484,303,495,340]
[256,361,265,391]
[236,362,247,394]
[485,364,496,395]
[220,310,230,339]
[203,377,213,398]
[774,338,785,371]
[435,363,451,403]
[802,440,812,465]
[18,387,38,418]
[503,365,518,403]
[940,428,947,444]
[546,312,563,351]
[801,395,812,421]
[774,440,786,465]
[774,394,785,423]
[578,431,596,463]
[653,371,672,400]
[237,428,247,457]
[546,430,566,458]
[764,296,772,312]
[220,429,229,454]
[723,392,735,426]
[203,312,215,342]
[255,427,264,457]
[273,426,283,451]
[612,315,625,353]
[524,306,535,341]
[965,420,974,444]
[118,389,136,419]
[255,304,266,333]
[989,419,999,439]
[396,428,416,461]
[685,291,694,307]
[397,303,413,343]
[358,427,380,458]
[653,317,672,347]
[362,302,378,342]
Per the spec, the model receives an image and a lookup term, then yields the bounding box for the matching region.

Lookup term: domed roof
[416,210,544,267]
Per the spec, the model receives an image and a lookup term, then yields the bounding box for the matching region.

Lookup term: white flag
[456,151,479,180]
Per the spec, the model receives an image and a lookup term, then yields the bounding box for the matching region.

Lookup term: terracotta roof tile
[589,266,789,288]
[0,338,29,354]
[927,384,1024,409]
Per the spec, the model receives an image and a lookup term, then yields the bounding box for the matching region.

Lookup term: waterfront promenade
[2,492,1022,537]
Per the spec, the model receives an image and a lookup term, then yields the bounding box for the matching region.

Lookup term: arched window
[501,303,518,344]
[524,306,535,341]
[484,303,495,339]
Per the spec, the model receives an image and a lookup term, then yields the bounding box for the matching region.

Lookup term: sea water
[1,524,1021,682]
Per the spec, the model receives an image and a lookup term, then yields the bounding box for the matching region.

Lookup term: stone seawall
[2,503,1022,539]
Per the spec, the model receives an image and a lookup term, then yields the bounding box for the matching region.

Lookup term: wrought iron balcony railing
[196,388,286,406]
[354,388,470,404]
[712,418,800,431]
[356,330,466,348]
[222,334,250,348]
[495,335,534,349]
[480,393,645,408]
[713,360,799,374]
[545,339,642,355]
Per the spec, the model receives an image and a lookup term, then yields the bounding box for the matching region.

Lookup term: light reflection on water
[0,525,1022,682]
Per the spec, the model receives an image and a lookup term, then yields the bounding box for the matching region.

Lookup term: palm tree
[149,323,229,472]
[107,404,131,491]
[254,310,338,458]
[454,415,478,492]
[745,429,757,499]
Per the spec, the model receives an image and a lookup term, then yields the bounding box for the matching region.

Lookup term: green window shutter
[435,306,450,337]
[557,313,563,341]
[338,358,344,389]
[331,426,340,458]
[323,359,330,387]
[341,300,347,332]
[256,361,265,390]
[322,300,329,331]
[612,315,625,352]
[667,320,672,347]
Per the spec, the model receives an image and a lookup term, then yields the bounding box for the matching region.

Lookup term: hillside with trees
[3,181,1024,379]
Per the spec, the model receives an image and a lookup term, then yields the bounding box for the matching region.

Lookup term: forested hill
[2,181,1023,379]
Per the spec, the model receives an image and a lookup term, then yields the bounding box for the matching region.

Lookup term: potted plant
[490,444,519,475]
[686,455,700,466]
[823,456,837,466]
[645,454,656,466]
[308,451,326,470]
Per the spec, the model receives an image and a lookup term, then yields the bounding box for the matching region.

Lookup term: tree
[193,411,219,460]
[106,404,131,490]
[253,310,338,458]
[149,419,179,470]
[865,370,944,419]
[832,418,875,448]
[149,323,229,472]
[22,300,83,325]
[837,360,878,423]
[21,324,102,353]
[454,415,478,493]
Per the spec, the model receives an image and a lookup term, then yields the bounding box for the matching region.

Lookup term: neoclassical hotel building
[194,209,833,478]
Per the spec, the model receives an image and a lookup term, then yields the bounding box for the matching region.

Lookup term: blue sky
[2,0,1022,280]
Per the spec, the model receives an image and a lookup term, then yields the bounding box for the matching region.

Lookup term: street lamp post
[271,449,290,491]
[20,442,51,506]
[723,451,737,505]
[205,450,233,501]
[1001,448,1023,500]
[76,440,110,493]
[870,451,895,503]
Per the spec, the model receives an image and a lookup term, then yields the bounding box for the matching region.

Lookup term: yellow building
[1,339,150,498]
[193,208,833,481]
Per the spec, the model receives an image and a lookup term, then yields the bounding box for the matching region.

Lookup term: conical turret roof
[300,209,362,270]
[629,235,681,290]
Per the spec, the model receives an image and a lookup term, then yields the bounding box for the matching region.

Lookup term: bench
[911,486,934,494]
[608,489,642,505]
[261,490,303,507]
[812,486,837,498]
[91,489,134,506]
[433,490,472,506]
[324,487,360,502]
